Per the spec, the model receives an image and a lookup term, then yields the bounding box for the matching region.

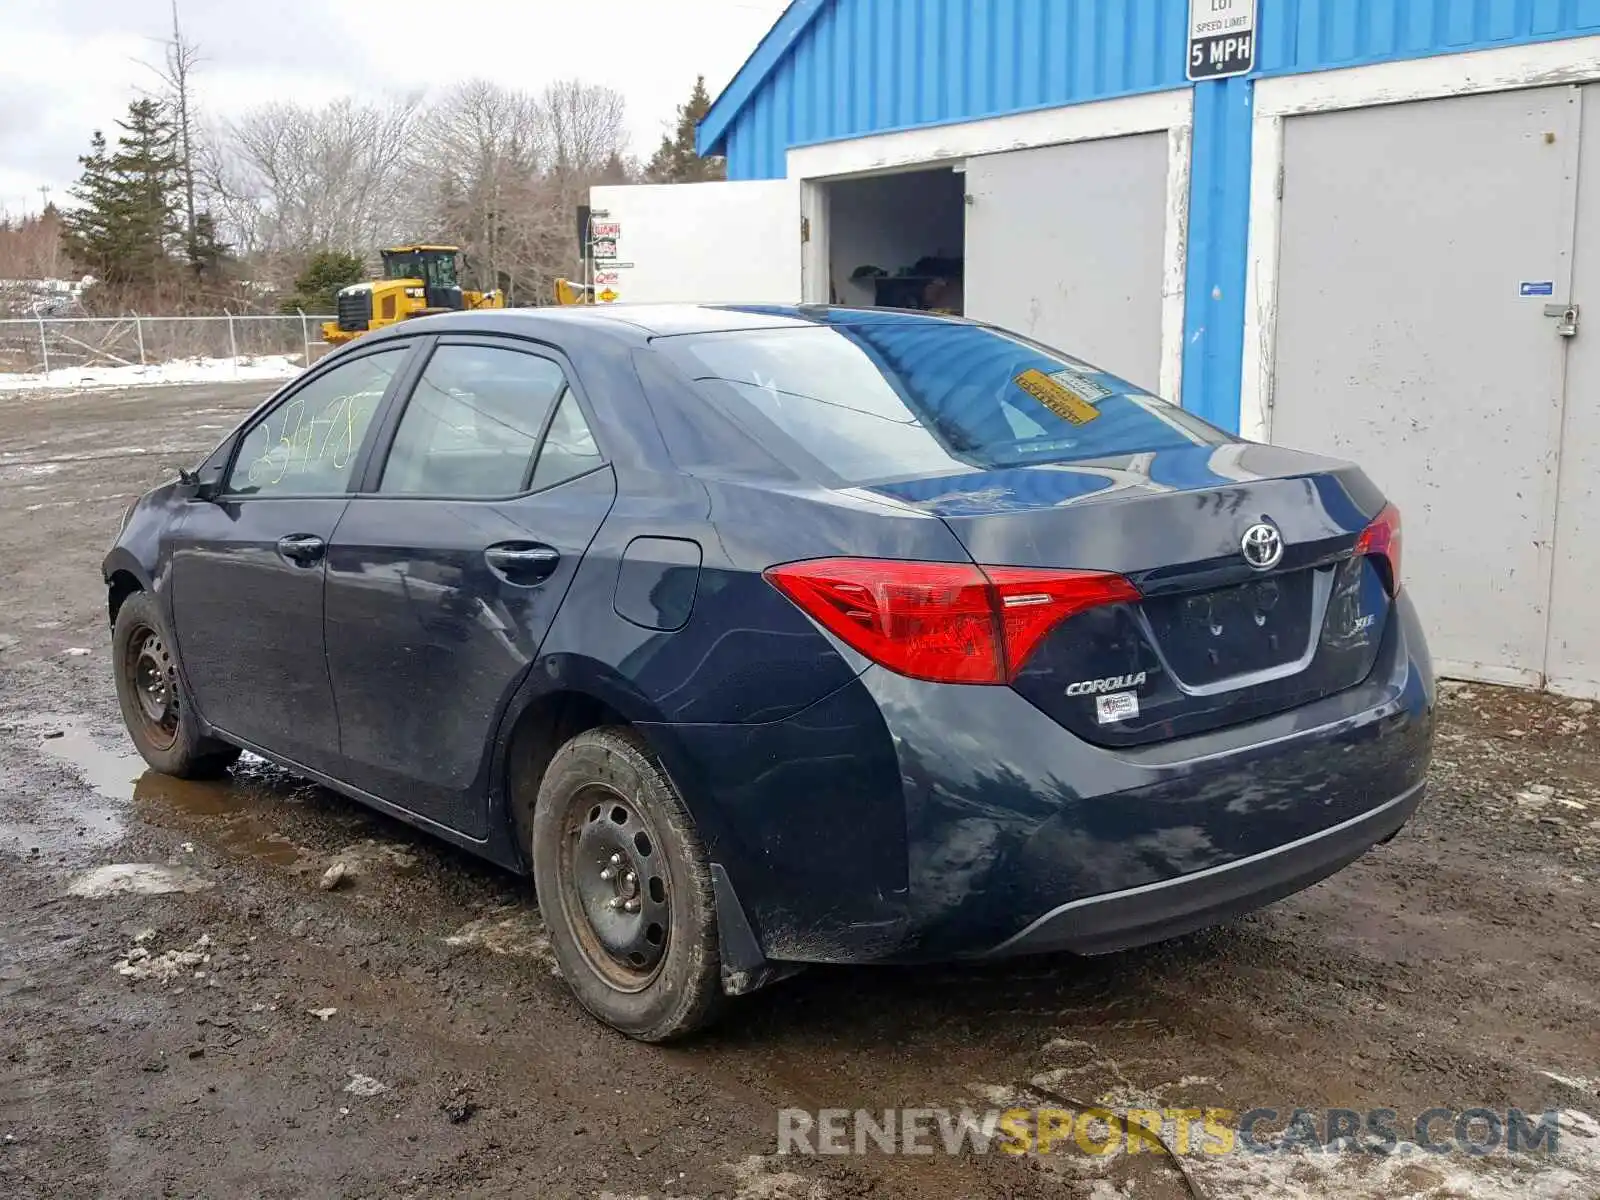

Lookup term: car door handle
[276,534,326,565]
[484,543,560,585]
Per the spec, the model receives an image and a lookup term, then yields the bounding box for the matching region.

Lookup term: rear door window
[654,321,1228,483]
[529,390,604,490]
[378,344,567,497]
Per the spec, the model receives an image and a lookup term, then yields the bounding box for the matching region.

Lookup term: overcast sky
[1,0,790,216]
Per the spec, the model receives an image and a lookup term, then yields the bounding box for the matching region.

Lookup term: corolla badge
[1241,522,1284,571]
[1066,672,1148,697]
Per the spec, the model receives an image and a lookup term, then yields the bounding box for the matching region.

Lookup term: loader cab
[381,245,464,312]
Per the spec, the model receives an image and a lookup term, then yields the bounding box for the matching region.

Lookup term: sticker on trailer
[592,237,619,261]
[1096,691,1140,725]
[1188,0,1257,81]
[591,221,621,239]
[1520,281,1555,297]
[598,288,619,303]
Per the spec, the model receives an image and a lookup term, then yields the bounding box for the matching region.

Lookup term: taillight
[763,557,1139,685]
[1354,503,1402,595]
[985,566,1142,672]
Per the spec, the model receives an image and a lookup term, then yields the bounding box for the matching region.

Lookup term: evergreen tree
[644,76,725,183]
[186,211,231,282]
[61,99,183,290]
[60,131,118,280]
[278,249,365,314]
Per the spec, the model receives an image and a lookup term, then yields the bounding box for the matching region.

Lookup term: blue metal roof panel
[707,0,1190,179]
[697,0,826,159]
[706,0,1600,181]
[1256,0,1600,74]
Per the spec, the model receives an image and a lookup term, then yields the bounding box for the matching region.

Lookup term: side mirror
[175,464,223,502]
[179,430,239,502]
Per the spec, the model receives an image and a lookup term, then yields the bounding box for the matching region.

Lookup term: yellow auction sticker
[1014,368,1103,425]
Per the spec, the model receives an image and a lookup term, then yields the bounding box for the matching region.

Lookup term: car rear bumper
[647,591,1434,969]
[980,778,1424,958]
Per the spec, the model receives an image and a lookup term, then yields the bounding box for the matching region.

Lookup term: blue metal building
[590,2,1600,698]
[695,0,1600,433]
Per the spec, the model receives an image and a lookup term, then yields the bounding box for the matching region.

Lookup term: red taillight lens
[764,558,1139,685]
[1355,503,1402,595]
[985,566,1142,674]
[763,559,1002,683]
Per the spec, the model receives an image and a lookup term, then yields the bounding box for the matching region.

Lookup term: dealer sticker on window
[1014,368,1108,425]
[1095,691,1140,725]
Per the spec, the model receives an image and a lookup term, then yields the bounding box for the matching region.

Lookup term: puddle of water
[21,717,431,885]
[134,764,319,871]
[23,717,316,869]
[0,725,135,856]
[39,726,143,802]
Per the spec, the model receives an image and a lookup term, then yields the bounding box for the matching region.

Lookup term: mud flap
[711,863,804,996]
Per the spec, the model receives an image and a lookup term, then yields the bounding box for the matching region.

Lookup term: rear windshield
[654,321,1228,483]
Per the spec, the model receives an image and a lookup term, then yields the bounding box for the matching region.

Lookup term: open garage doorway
[824,168,966,314]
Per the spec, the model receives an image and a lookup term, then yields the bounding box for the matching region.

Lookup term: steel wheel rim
[126,625,180,751]
[557,782,671,992]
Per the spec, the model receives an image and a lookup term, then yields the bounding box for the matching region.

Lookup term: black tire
[111,591,240,779]
[532,727,723,1042]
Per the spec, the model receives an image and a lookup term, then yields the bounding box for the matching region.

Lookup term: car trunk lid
[862,444,1396,746]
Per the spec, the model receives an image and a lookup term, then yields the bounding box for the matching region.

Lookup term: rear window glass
[654,322,1227,482]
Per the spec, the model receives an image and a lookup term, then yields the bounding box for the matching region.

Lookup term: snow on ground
[0,354,303,392]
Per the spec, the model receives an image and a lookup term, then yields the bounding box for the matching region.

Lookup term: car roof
[406,303,977,340]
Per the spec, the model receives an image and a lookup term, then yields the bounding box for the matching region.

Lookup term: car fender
[483,650,749,872]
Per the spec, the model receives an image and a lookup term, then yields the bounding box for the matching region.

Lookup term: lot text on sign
[1188,0,1256,80]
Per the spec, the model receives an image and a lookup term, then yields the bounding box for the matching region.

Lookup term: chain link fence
[0,313,335,379]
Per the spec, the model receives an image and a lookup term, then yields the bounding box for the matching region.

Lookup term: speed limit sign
[1188,0,1257,80]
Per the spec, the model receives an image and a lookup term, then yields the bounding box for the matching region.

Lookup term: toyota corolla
[103,305,1433,1041]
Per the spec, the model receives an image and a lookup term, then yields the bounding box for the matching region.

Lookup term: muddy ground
[0,379,1597,1200]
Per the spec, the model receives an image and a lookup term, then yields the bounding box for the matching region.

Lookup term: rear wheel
[532,727,722,1041]
[112,591,240,778]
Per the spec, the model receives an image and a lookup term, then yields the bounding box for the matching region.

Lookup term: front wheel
[532,727,723,1041]
[112,591,240,778]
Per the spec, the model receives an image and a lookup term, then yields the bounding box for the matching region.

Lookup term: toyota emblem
[1241,522,1284,570]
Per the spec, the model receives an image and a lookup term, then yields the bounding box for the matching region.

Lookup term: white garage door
[1270,86,1586,689]
[964,133,1168,393]
[1544,83,1600,700]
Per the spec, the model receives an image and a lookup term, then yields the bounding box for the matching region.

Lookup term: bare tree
[409,79,631,304]
[210,94,422,263]
[140,1,201,254]
[0,208,69,292]
[192,78,629,305]
[411,80,544,291]
[537,80,628,180]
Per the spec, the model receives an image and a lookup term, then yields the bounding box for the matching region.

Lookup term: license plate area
[1140,570,1318,688]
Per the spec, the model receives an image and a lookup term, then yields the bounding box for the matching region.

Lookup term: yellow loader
[553,278,594,305]
[322,245,504,345]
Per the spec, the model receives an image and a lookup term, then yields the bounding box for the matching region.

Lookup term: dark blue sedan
[104,305,1433,1040]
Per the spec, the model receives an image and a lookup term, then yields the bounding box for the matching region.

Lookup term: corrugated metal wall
[1259,0,1600,74]
[711,0,1600,429]
[1184,0,1600,428]
[722,0,1189,181]
[719,0,1600,181]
